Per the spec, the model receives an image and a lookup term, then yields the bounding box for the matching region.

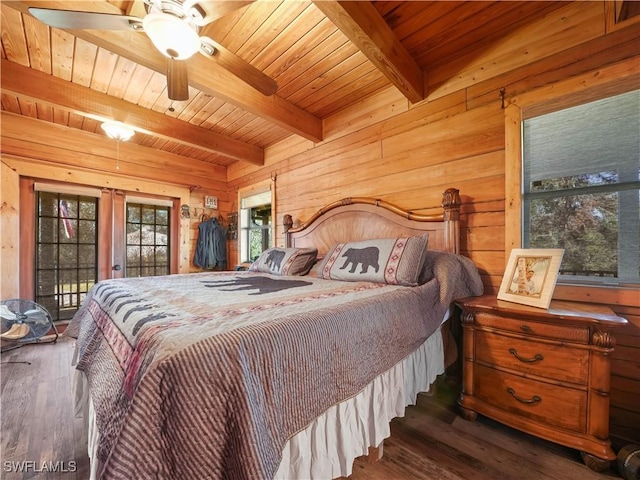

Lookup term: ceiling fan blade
[199,37,277,96]
[29,7,141,30]
[167,58,190,102]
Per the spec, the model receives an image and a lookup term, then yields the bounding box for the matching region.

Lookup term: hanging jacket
[193,218,227,270]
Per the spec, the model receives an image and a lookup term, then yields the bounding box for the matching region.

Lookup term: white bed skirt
[73,325,445,480]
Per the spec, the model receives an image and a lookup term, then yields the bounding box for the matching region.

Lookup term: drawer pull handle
[509,348,544,363]
[507,387,541,405]
[520,325,532,333]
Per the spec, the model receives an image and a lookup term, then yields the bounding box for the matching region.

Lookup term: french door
[123,200,171,278]
[22,180,178,322]
[35,190,99,321]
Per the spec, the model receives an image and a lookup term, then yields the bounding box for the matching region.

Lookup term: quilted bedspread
[66,254,482,479]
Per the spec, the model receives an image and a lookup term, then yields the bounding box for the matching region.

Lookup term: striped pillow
[318,235,429,286]
[249,247,318,276]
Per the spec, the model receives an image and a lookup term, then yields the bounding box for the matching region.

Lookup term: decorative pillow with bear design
[249,247,318,276]
[317,235,429,286]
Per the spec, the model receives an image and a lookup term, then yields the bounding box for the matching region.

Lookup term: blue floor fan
[0,299,58,352]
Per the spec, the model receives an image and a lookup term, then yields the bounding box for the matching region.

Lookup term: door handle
[112,264,122,271]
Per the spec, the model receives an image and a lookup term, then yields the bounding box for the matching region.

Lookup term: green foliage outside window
[528,173,619,277]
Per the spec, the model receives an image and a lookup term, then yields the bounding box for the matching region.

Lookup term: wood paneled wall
[0,162,20,299]
[227,4,640,446]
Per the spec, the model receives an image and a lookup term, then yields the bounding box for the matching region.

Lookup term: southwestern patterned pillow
[317,235,429,286]
[249,247,318,276]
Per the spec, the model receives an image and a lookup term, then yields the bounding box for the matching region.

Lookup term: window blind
[523,90,639,186]
[34,182,103,198]
[125,195,174,208]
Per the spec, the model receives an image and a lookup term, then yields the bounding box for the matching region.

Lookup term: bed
[67,188,483,480]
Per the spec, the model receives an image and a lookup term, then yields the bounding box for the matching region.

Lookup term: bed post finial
[442,188,460,220]
[283,214,293,248]
[283,214,293,232]
[442,188,461,254]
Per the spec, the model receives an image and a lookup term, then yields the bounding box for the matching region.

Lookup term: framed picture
[497,248,564,309]
[204,195,218,209]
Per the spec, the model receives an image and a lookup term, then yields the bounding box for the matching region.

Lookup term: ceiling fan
[28,0,278,101]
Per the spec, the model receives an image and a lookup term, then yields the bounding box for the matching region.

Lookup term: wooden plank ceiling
[1,1,565,168]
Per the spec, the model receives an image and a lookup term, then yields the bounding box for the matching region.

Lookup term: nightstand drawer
[474,312,589,343]
[475,331,589,384]
[474,364,587,432]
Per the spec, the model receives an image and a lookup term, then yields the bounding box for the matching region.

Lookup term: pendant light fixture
[101,121,135,170]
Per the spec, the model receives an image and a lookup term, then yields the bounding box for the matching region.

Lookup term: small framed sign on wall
[204,195,218,209]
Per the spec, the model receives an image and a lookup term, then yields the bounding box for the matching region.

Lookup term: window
[35,190,98,321]
[522,90,639,285]
[239,189,272,263]
[125,200,171,277]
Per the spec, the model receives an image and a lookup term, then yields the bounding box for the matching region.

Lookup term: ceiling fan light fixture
[143,12,200,60]
[101,121,135,141]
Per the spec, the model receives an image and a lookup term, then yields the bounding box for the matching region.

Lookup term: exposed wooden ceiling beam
[6,0,323,143]
[198,1,256,23]
[1,58,265,165]
[124,0,147,18]
[616,0,640,22]
[313,0,424,104]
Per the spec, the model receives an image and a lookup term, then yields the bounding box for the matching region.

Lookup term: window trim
[505,58,639,297]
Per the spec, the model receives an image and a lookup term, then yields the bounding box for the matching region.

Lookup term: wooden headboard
[284,188,461,255]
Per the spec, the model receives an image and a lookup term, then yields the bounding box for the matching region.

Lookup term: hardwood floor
[1,336,90,480]
[1,337,621,479]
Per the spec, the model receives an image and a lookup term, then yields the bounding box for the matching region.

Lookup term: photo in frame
[497,248,564,309]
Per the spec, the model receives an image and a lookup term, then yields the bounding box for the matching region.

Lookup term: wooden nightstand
[456,295,627,471]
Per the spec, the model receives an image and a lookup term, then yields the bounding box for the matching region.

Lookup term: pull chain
[116,139,121,171]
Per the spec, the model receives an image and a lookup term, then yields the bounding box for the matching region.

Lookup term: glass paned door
[125,203,170,277]
[35,192,98,321]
